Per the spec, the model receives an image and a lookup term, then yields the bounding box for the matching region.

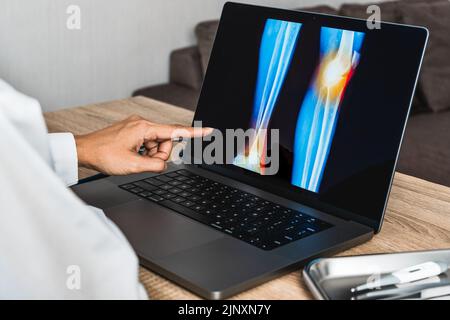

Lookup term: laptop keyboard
[120,170,333,250]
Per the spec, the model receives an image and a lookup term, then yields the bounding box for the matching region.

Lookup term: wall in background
[0,0,385,111]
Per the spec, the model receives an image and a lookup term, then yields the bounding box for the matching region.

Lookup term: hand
[74,115,213,176]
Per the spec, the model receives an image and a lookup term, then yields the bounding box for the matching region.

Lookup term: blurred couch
[133,0,450,187]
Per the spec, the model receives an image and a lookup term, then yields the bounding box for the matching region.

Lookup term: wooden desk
[44,96,450,300]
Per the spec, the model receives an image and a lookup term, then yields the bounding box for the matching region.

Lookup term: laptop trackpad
[105,199,224,259]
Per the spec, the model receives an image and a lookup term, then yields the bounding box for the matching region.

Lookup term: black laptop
[73,2,428,299]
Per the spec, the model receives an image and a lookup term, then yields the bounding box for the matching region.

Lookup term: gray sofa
[134,0,450,187]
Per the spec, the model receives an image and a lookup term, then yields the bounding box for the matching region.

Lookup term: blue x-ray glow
[234,19,302,174]
[292,27,365,193]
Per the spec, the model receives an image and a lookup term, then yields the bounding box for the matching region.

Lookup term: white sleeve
[0,114,148,300]
[48,133,79,186]
[0,79,148,300]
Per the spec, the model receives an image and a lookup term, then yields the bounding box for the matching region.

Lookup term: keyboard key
[169,188,182,194]
[192,205,205,212]
[224,228,235,235]
[173,197,186,203]
[160,200,212,225]
[144,178,163,186]
[244,227,260,235]
[166,172,179,178]
[210,223,223,230]
[179,191,192,198]
[284,235,295,241]
[156,176,172,182]
[162,193,176,200]
[147,195,164,202]
[138,191,153,197]
[248,237,262,245]
[181,201,195,208]
[121,184,134,190]
[243,202,256,208]
[130,187,144,194]
[272,238,290,247]
[248,212,261,219]
[201,208,213,215]
[133,181,157,191]
[177,170,195,177]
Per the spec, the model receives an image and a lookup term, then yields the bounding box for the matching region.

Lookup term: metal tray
[303,249,450,300]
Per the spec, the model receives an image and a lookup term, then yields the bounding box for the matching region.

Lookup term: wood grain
[44,97,450,300]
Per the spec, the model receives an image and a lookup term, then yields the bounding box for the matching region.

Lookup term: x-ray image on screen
[292,28,365,192]
[233,19,365,193]
[233,19,302,174]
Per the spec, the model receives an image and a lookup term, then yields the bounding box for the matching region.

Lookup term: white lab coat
[0,79,147,299]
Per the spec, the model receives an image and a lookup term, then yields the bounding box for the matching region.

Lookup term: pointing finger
[145,125,214,141]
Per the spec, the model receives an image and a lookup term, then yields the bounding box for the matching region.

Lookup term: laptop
[73,2,428,299]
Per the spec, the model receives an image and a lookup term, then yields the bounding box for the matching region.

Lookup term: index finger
[145,124,214,141]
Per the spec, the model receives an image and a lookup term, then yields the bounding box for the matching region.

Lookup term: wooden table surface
[44,96,450,300]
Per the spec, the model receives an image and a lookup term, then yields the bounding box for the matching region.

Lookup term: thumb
[129,153,167,174]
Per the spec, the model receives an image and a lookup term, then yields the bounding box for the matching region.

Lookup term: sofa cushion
[195,20,219,75]
[397,110,450,187]
[400,0,450,112]
[170,46,203,91]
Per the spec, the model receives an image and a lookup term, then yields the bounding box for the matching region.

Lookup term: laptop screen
[193,3,428,231]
